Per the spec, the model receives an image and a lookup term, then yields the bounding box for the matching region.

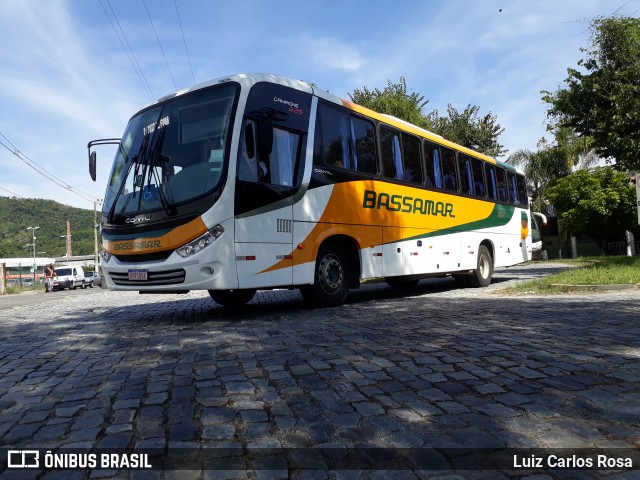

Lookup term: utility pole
[27,226,39,283]
[66,220,72,257]
[61,220,72,257]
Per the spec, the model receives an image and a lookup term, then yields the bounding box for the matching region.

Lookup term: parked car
[84,270,102,288]
[52,266,85,290]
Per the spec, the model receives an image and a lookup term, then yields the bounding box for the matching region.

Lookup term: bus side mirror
[256,118,273,159]
[89,151,97,182]
[87,138,121,182]
[532,212,548,227]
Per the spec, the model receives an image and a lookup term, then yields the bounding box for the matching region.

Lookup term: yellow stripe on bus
[104,217,209,255]
[261,180,497,273]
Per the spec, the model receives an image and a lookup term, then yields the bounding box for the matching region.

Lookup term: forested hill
[0,196,97,257]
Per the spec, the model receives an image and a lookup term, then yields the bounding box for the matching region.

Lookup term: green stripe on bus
[402,203,516,242]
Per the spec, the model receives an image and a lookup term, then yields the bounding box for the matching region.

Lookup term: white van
[52,266,86,290]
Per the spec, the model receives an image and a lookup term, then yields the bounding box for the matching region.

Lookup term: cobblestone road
[1,263,639,479]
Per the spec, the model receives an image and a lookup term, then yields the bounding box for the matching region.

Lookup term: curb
[550,283,640,292]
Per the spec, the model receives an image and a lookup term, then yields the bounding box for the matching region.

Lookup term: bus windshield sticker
[143,116,170,136]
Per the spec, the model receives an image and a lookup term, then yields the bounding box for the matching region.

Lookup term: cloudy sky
[1,0,638,208]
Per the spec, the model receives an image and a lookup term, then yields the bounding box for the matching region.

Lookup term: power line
[106,0,155,99]
[0,186,25,199]
[0,132,97,203]
[143,0,177,91]
[173,0,196,85]
[98,0,155,101]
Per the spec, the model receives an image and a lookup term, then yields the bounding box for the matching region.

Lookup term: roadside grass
[4,284,44,295]
[503,256,640,295]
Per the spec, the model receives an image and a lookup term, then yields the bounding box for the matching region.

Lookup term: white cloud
[0,1,147,206]
[324,0,621,158]
[311,39,365,72]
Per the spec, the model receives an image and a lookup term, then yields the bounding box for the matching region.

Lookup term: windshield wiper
[145,128,177,216]
[108,133,151,223]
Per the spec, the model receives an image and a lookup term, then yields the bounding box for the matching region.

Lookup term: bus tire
[385,276,420,289]
[301,243,350,307]
[208,289,256,307]
[468,245,493,288]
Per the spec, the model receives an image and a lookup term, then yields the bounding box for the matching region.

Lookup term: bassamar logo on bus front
[112,240,162,251]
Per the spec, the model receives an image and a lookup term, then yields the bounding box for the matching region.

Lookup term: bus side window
[350,116,377,175]
[458,154,473,195]
[239,121,301,187]
[496,167,508,202]
[270,128,301,187]
[380,126,403,180]
[471,157,486,198]
[516,174,527,206]
[238,120,259,182]
[401,133,423,184]
[441,148,458,192]
[315,105,350,169]
[485,164,498,200]
[507,171,519,205]
[423,140,442,189]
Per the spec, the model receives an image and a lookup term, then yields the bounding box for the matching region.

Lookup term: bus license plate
[128,269,148,281]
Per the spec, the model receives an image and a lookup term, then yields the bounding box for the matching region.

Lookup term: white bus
[89,73,536,307]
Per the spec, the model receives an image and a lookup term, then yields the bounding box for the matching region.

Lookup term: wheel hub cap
[318,255,344,293]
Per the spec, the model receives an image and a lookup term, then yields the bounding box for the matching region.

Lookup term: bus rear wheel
[468,245,493,288]
[301,243,351,307]
[208,289,256,307]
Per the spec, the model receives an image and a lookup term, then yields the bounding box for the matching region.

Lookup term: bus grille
[109,269,186,286]
[114,251,173,263]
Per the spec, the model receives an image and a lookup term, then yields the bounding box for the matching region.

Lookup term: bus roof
[140,73,521,174]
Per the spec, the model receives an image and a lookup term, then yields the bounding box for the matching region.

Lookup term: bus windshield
[103,84,238,219]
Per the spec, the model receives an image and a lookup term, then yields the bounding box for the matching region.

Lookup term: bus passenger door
[234,120,305,288]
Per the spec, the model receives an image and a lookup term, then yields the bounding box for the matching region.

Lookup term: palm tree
[507,147,564,213]
[508,130,600,213]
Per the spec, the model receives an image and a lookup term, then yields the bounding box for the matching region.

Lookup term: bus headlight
[100,249,112,263]
[176,224,224,258]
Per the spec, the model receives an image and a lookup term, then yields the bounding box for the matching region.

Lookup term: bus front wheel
[208,289,256,307]
[301,243,351,307]
[468,245,493,288]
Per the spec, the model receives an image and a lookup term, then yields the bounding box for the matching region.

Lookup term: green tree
[349,78,506,158]
[0,197,97,257]
[431,104,506,158]
[553,127,599,170]
[508,129,597,212]
[545,167,638,250]
[542,16,640,170]
[349,77,434,131]
[508,145,566,212]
